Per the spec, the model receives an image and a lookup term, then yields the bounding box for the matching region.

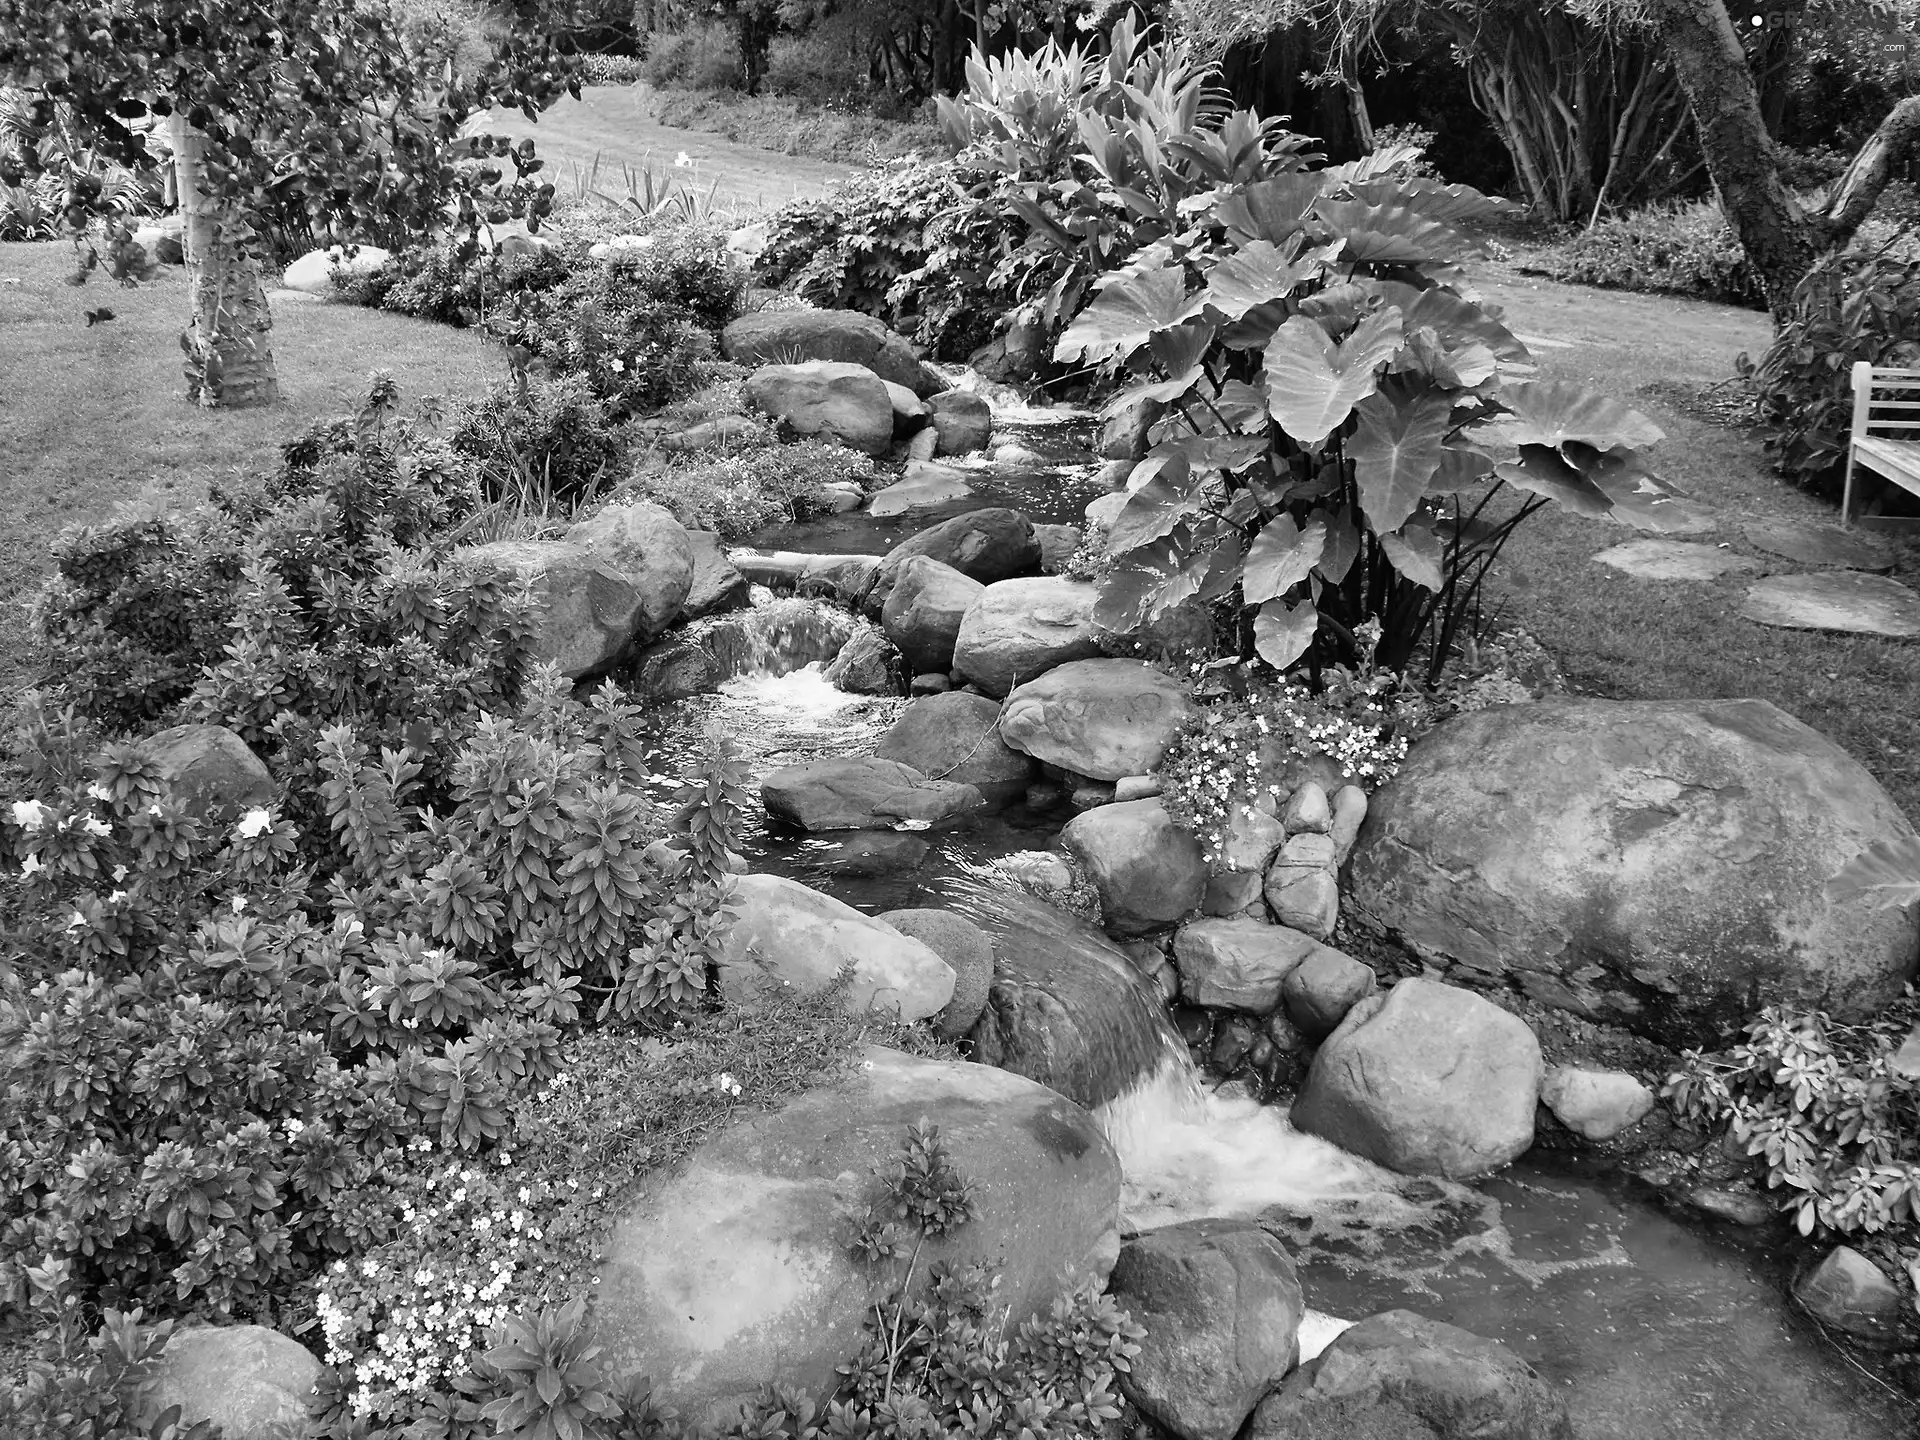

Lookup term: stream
[634,391,1916,1439]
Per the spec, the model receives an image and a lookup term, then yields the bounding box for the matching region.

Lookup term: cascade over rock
[592,1045,1121,1423]
[1346,698,1920,1046]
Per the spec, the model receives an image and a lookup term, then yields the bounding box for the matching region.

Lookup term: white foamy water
[715,663,863,730]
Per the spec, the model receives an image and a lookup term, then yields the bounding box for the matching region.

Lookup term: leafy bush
[1740,250,1920,501]
[619,437,876,539]
[1543,200,1765,309]
[339,237,574,329]
[576,53,645,85]
[1664,998,1920,1260]
[450,375,631,510]
[0,1306,217,1440]
[641,24,739,91]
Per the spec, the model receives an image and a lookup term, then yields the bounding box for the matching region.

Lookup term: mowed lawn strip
[1475,263,1920,822]
[0,240,503,698]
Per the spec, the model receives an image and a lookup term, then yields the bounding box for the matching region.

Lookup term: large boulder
[451,540,647,680]
[593,1044,1120,1423]
[681,531,750,618]
[1000,659,1196,782]
[881,556,984,674]
[823,627,903,695]
[1793,1246,1910,1345]
[952,578,1104,697]
[1248,1310,1573,1440]
[134,723,275,822]
[743,361,896,457]
[1347,698,1920,1046]
[968,891,1180,1108]
[929,390,993,454]
[1109,1221,1305,1440]
[870,508,1043,610]
[1291,980,1542,1180]
[867,461,976,519]
[280,243,389,294]
[131,1324,319,1440]
[722,308,942,396]
[1538,1066,1656,1142]
[1061,799,1209,939]
[873,692,1032,809]
[717,874,954,1021]
[878,908,995,1040]
[564,500,695,638]
[762,757,980,831]
[1173,920,1326,1013]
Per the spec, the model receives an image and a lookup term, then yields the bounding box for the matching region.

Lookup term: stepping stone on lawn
[1741,518,1895,572]
[1739,572,1920,639]
[1593,539,1762,582]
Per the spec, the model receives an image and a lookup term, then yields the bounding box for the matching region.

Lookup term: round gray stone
[1739,572,1920,638]
[1592,539,1763,582]
[1742,518,1896,572]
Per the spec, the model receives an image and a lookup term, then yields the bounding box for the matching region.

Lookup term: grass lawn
[0,240,503,700]
[1474,260,1920,822]
[477,84,861,219]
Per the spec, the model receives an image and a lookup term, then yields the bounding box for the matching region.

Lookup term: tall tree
[0,0,578,407]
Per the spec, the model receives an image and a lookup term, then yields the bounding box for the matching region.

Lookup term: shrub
[1740,249,1920,501]
[618,438,876,539]
[449,375,630,513]
[641,24,739,91]
[576,53,645,85]
[340,237,574,328]
[0,1306,217,1440]
[1543,199,1765,309]
[764,21,874,104]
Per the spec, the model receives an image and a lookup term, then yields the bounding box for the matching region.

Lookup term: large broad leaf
[1215,380,1269,433]
[1147,320,1219,379]
[1094,534,1185,632]
[1313,199,1479,266]
[1297,282,1377,332]
[1494,444,1614,516]
[1427,444,1497,495]
[1501,379,1666,451]
[1108,462,1203,555]
[1824,837,1920,911]
[1261,307,1406,447]
[1218,174,1327,245]
[1147,433,1272,473]
[1055,264,1191,365]
[1350,384,1453,535]
[1378,519,1445,591]
[1397,326,1499,390]
[1243,514,1326,604]
[1372,280,1530,363]
[1348,177,1523,227]
[1564,444,1696,532]
[1184,238,1333,323]
[1316,505,1361,583]
[1254,597,1319,670]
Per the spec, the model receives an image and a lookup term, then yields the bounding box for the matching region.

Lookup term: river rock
[999,659,1196,782]
[1345,697,1920,1047]
[564,500,695,637]
[905,427,940,462]
[1221,807,1287,873]
[1034,523,1083,574]
[1539,1066,1656,1142]
[871,508,1043,608]
[1174,920,1324,1013]
[130,1324,320,1440]
[1099,395,1165,461]
[1328,785,1368,863]
[593,1044,1120,1423]
[883,379,930,429]
[1280,782,1332,835]
[657,415,766,453]
[868,462,976,518]
[449,540,646,681]
[762,757,978,831]
[683,531,750,618]
[743,361,896,457]
[823,627,901,695]
[1794,1246,1908,1345]
[281,243,389,293]
[968,891,1180,1107]
[722,308,941,395]
[1264,834,1340,940]
[929,390,993,453]
[1203,870,1267,918]
[873,691,1033,808]
[879,908,995,1040]
[1110,1220,1304,1440]
[717,874,954,1020]
[881,556,984,673]
[1280,947,1377,1040]
[953,578,1104,697]
[1062,798,1209,939]
[815,831,930,878]
[1248,1310,1573,1440]
[134,723,275,822]
[626,634,719,701]
[1292,979,1542,1180]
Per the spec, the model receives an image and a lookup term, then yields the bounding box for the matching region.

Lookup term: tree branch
[1816,95,1920,252]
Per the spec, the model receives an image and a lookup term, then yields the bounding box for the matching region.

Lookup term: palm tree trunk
[169,112,278,408]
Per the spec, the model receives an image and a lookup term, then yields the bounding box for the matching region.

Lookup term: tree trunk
[169,113,278,408]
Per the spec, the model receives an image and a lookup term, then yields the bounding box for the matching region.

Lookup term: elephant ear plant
[1056,156,1680,684]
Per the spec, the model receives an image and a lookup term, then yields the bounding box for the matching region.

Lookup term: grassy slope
[0,242,502,699]
[1474,261,1920,821]
[477,84,860,219]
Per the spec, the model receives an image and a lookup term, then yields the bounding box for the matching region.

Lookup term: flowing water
[631,386,1918,1438]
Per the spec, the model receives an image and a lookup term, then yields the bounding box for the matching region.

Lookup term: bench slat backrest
[1853,362,1920,437]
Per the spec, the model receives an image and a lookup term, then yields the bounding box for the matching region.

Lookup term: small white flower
[673,150,692,168]
[608,356,625,373]
[231,895,248,913]
[111,864,127,882]
[108,889,128,903]
[20,853,43,877]
[86,782,112,802]
[66,910,86,931]
[83,817,111,837]
[235,807,273,839]
[148,803,163,817]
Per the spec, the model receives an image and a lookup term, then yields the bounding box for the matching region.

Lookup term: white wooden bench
[1844,362,1920,531]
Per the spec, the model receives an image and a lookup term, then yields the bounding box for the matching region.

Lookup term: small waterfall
[700,591,856,681]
